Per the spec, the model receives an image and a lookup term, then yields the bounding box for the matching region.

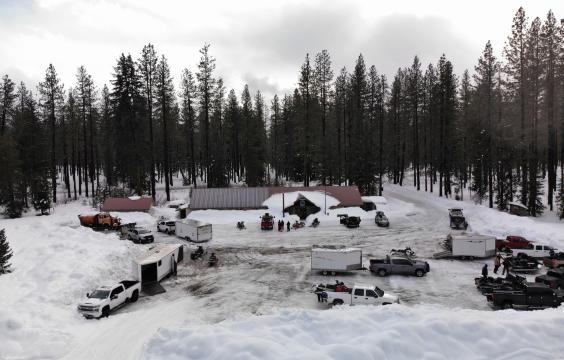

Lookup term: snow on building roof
[176,219,211,227]
[508,202,527,209]
[312,245,361,252]
[101,197,153,212]
[361,196,387,205]
[189,186,362,210]
[135,244,182,265]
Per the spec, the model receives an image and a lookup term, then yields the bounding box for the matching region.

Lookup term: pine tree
[1,75,16,136]
[0,229,13,274]
[180,69,198,186]
[196,44,216,183]
[155,55,175,200]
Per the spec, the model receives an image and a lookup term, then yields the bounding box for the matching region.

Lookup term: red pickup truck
[496,236,532,251]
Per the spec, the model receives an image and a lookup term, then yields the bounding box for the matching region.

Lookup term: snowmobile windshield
[89,290,110,299]
[374,287,384,297]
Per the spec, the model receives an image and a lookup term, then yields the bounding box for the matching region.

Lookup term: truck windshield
[89,290,110,299]
[137,229,150,234]
[374,287,384,297]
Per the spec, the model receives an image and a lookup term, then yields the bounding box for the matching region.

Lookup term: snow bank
[143,305,564,360]
[0,202,143,360]
[362,195,388,205]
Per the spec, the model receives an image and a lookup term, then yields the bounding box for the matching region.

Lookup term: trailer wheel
[331,271,336,276]
[377,269,387,277]
[185,236,191,242]
[503,301,513,309]
[333,299,344,306]
[322,270,328,276]
[415,269,424,277]
[130,290,139,302]
[101,306,110,318]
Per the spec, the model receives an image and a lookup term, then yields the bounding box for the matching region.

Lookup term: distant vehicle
[292,220,305,229]
[535,269,564,290]
[375,211,389,227]
[157,220,176,234]
[337,214,361,228]
[508,244,557,259]
[78,212,121,230]
[543,252,564,269]
[448,208,468,230]
[503,253,541,273]
[260,213,275,230]
[310,218,320,228]
[77,281,140,319]
[369,255,430,277]
[486,282,564,309]
[434,234,496,259]
[314,283,399,306]
[236,221,246,230]
[496,235,533,251]
[390,247,416,258]
[475,274,526,295]
[127,227,155,244]
[311,246,363,275]
[175,219,212,242]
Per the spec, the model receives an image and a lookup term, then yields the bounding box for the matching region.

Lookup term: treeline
[0,7,563,219]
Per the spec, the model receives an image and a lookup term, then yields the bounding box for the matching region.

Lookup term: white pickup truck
[314,283,399,306]
[77,281,141,319]
[511,244,557,259]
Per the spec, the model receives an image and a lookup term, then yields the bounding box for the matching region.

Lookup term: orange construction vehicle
[78,212,121,230]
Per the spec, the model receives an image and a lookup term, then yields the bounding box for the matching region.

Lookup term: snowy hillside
[0,185,563,360]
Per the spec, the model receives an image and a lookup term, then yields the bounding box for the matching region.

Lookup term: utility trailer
[175,219,212,242]
[311,246,364,275]
[132,243,185,295]
[433,234,496,259]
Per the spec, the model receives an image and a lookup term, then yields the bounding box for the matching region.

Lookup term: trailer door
[141,263,158,284]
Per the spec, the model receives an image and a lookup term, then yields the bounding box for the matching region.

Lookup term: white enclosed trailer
[447,234,496,258]
[175,219,213,242]
[132,244,185,294]
[311,246,363,275]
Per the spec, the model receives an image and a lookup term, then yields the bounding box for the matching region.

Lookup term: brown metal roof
[102,197,153,212]
[188,186,362,210]
[268,186,363,207]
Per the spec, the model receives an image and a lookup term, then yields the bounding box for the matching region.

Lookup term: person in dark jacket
[482,264,488,278]
[286,221,291,231]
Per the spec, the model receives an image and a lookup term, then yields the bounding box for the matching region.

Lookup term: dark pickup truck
[486,282,564,310]
[369,255,430,277]
[535,269,564,290]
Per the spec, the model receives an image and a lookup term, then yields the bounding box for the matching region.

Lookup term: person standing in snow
[493,254,502,274]
[286,221,291,231]
[481,264,488,278]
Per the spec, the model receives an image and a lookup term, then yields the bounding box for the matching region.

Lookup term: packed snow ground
[0,184,563,360]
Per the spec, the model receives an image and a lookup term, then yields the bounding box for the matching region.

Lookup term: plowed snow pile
[143,304,564,360]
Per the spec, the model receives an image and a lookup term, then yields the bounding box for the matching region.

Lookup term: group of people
[482,254,510,278]
[192,246,218,267]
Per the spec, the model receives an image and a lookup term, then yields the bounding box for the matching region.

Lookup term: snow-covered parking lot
[1,185,564,359]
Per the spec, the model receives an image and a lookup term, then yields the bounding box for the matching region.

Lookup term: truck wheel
[415,269,424,277]
[131,290,139,302]
[322,270,328,276]
[377,269,387,277]
[333,299,344,306]
[101,306,110,318]
[331,271,336,276]
[503,301,513,310]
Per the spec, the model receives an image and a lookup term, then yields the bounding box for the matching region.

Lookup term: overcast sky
[1,0,562,101]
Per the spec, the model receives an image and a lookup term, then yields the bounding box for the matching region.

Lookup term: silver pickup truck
[369,255,430,277]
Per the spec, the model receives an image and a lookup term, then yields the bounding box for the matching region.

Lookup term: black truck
[535,268,564,290]
[448,208,468,230]
[486,282,564,309]
[337,214,361,228]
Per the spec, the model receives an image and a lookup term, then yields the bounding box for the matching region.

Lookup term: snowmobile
[475,273,526,295]
[310,218,320,228]
[375,211,390,227]
[292,220,306,229]
[390,247,416,258]
[190,246,205,261]
[503,253,541,273]
[208,253,218,267]
[338,214,361,228]
[236,221,246,230]
[448,208,468,230]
